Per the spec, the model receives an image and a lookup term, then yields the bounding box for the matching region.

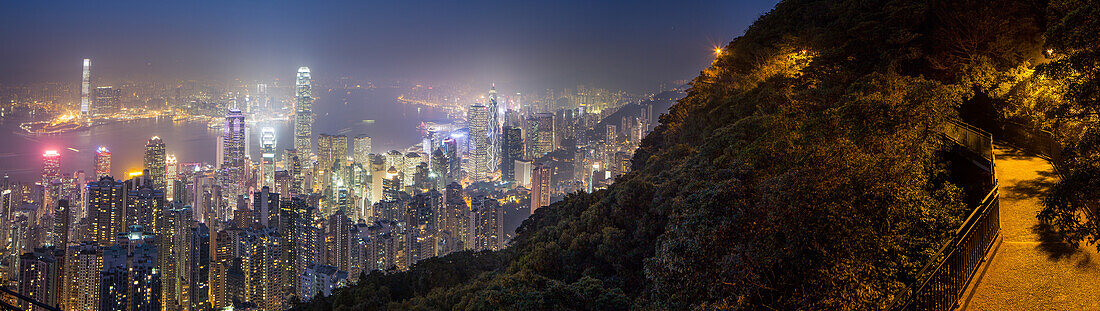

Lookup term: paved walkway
[962,148,1100,310]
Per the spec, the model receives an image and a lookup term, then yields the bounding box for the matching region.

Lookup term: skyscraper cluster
[0,69,662,311]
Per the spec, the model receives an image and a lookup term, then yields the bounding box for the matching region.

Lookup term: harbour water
[0,87,448,182]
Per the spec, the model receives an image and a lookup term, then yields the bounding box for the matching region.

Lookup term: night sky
[0,0,779,91]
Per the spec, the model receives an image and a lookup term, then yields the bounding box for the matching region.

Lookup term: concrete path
[962,148,1100,310]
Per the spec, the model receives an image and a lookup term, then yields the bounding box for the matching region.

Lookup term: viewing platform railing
[0,286,61,311]
[890,120,999,311]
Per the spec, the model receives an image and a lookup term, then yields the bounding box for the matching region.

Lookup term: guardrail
[0,286,61,311]
[890,121,1000,310]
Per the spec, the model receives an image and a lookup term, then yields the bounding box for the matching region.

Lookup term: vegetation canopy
[292,0,1100,309]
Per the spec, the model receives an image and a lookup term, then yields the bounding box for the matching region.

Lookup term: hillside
[292,0,1084,309]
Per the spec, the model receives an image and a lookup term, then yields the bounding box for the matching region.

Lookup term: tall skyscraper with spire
[222,109,246,205]
[295,67,314,158]
[81,59,91,117]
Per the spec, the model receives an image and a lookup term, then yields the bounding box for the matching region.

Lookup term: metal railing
[0,286,61,311]
[942,121,995,166]
[890,121,1000,310]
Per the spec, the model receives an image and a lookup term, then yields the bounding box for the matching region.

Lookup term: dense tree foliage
[1036,0,1100,251]
[293,0,1073,309]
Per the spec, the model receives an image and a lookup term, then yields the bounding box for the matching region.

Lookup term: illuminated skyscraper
[166,154,178,201]
[430,149,448,190]
[81,58,91,116]
[17,247,63,311]
[487,85,501,170]
[530,163,552,214]
[94,86,121,116]
[52,199,71,247]
[295,67,314,156]
[261,127,277,187]
[500,126,523,182]
[64,243,103,311]
[127,184,165,233]
[471,195,502,251]
[253,186,279,228]
[279,196,314,297]
[240,227,284,310]
[404,152,421,187]
[42,150,61,206]
[222,109,246,207]
[100,227,160,311]
[95,146,111,178]
[189,224,211,310]
[324,211,353,272]
[158,206,194,311]
[42,150,60,185]
[274,170,292,196]
[88,176,126,246]
[440,182,468,254]
[383,166,402,201]
[353,135,372,165]
[467,104,490,182]
[317,134,348,176]
[442,138,459,184]
[527,113,554,158]
[286,149,303,196]
[144,136,167,191]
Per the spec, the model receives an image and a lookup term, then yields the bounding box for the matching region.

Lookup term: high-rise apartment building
[100,227,160,311]
[158,206,194,311]
[353,135,372,165]
[317,134,348,176]
[17,247,63,311]
[441,182,468,253]
[286,149,303,196]
[471,195,502,251]
[253,186,279,228]
[126,184,165,233]
[64,243,104,311]
[88,176,126,246]
[530,163,552,214]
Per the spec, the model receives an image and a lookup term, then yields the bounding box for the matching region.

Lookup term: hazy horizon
[0,0,778,92]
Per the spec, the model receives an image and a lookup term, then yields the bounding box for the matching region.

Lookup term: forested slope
[294,0,1068,309]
